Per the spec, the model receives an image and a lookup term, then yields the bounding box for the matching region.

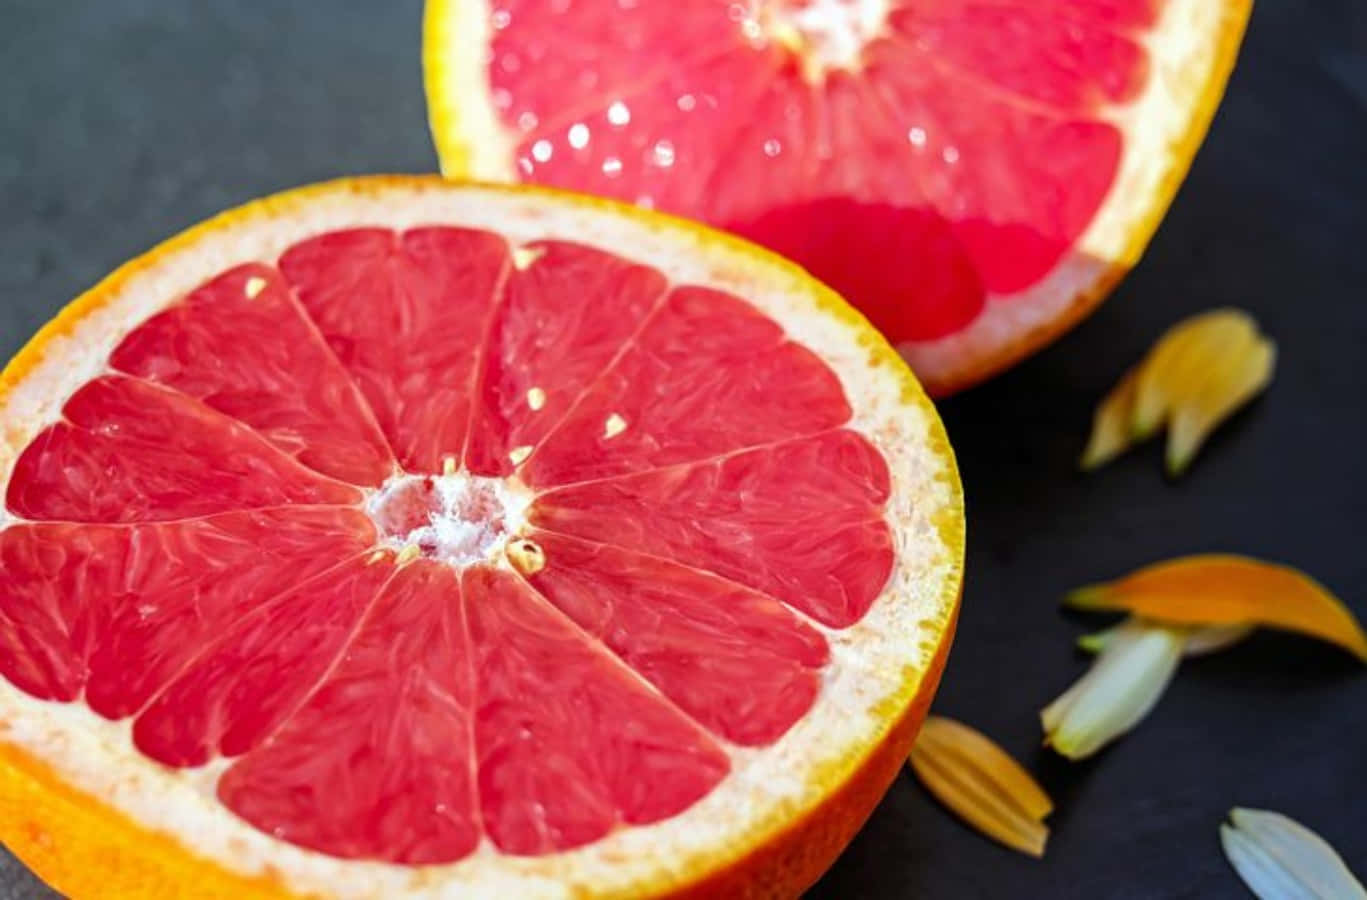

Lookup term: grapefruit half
[424,0,1251,394]
[0,176,963,899]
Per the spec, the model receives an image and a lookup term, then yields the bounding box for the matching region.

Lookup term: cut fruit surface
[425,0,1251,393]
[0,177,962,899]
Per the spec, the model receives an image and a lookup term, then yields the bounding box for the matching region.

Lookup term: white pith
[426,0,1249,390]
[0,181,962,899]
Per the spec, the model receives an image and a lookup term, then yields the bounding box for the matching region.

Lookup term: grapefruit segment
[6,375,360,523]
[279,227,509,474]
[464,565,730,855]
[884,2,1152,109]
[829,40,1122,295]
[219,560,480,864]
[131,553,394,767]
[0,507,373,715]
[0,178,963,900]
[84,507,376,721]
[526,531,828,746]
[487,0,744,145]
[531,428,892,628]
[465,240,667,476]
[522,286,851,487]
[108,263,395,486]
[512,48,788,217]
[426,0,1251,392]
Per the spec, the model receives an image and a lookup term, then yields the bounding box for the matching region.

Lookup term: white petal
[1183,623,1255,656]
[1078,619,1252,658]
[1042,621,1184,759]
[1222,808,1367,900]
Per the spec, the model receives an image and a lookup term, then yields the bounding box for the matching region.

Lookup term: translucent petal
[1078,618,1254,657]
[1041,621,1184,759]
[1222,808,1367,900]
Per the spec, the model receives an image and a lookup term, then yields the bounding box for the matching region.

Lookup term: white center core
[366,473,528,567]
[759,0,892,78]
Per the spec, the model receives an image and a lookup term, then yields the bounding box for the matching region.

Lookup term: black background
[2,2,1364,897]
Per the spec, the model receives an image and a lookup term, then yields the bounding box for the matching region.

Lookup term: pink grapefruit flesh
[426,0,1252,392]
[491,0,1133,337]
[2,224,893,863]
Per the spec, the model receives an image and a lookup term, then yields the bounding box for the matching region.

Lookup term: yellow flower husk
[909,716,1052,858]
[1132,309,1258,438]
[1080,365,1139,470]
[1080,309,1274,474]
[1166,335,1275,475]
[1066,555,1367,662]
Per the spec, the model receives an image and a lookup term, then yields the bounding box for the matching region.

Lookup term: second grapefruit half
[425,0,1251,393]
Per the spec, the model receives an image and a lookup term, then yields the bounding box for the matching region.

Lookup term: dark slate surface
[1,1,1364,897]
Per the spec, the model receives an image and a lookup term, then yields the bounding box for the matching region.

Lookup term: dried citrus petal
[1041,621,1185,760]
[1221,808,1367,900]
[1080,365,1140,471]
[1066,555,1367,661]
[1166,336,1275,475]
[1083,309,1273,474]
[1131,309,1258,438]
[909,717,1051,857]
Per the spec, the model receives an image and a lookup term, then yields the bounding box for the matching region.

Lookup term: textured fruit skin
[0,175,964,899]
[0,743,293,900]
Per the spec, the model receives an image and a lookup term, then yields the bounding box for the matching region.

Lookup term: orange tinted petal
[1166,336,1275,475]
[910,716,1051,857]
[1082,309,1273,475]
[1080,364,1140,470]
[1131,309,1257,438]
[1066,555,1367,661]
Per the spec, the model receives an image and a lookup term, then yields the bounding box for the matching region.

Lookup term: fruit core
[756,0,891,80]
[366,472,525,567]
